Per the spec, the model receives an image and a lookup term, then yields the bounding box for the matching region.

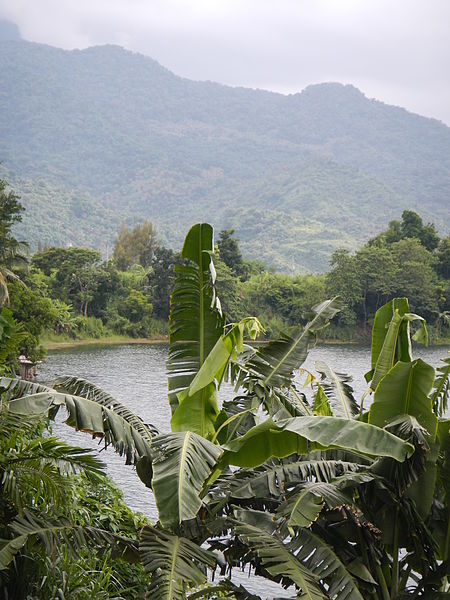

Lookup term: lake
[38,342,449,598]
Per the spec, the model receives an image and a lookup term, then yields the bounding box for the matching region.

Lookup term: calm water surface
[39,342,449,598]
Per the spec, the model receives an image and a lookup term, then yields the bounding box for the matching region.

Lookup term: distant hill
[0,20,21,41]
[0,38,449,271]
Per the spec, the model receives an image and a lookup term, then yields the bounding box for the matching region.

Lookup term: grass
[41,333,167,350]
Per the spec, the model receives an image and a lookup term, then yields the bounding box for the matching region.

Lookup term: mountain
[0,38,449,271]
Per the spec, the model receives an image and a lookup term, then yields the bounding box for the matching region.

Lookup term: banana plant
[3,223,449,599]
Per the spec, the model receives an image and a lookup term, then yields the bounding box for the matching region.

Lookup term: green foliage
[217,229,247,279]
[436,236,450,279]
[0,178,24,250]
[73,315,106,338]
[0,307,25,373]
[149,246,177,320]
[326,209,448,333]
[32,246,102,317]
[240,271,327,333]
[0,178,28,305]
[8,280,56,360]
[0,403,145,598]
[400,209,440,251]
[113,221,159,270]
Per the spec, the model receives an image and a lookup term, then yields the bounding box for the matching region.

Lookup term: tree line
[0,177,449,365]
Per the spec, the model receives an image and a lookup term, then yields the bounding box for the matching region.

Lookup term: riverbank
[42,333,450,351]
[42,335,168,350]
[43,334,361,351]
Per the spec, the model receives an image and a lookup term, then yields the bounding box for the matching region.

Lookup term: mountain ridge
[0,38,448,271]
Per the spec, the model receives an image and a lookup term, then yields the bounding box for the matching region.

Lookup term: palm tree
[1,224,448,598]
[0,238,28,305]
[0,179,28,305]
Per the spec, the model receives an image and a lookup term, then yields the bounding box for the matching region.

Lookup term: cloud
[1,0,449,124]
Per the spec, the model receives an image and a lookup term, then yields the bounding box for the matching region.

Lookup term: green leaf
[0,509,135,571]
[208,458,364,502]
[311,382,333,416]
[171,319,261,440]
[140,526,216,600]
[223,416,414,467]
[346,559,377,584]
[0,535,28,570]
[151,431,222,528]
[171,383,220,440]
[278,482,350,527]
[167,223,224,435]
[431,354,450,417]
[244,298,341,390]
[233,511,324,599]
[369,359,437,440]
[233,508,365,599]
[370,298,410,372]
[368,298,428,391]
[314,360,358,419]
[8,390,153,465]
[187,317,262,397]
[222,418,307,467]
[54,375,158,441]
[291,528,364,600]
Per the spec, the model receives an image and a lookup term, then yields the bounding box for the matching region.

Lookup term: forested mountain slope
[0,39,448,271]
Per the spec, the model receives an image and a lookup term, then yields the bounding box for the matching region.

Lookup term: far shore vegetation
[0,177,449,368]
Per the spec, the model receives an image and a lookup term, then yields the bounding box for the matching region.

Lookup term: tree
[32,246,102,316]
[6,224,443,598]
[436,235,450,279]
[0,179,23,249]
[148,246,177,321]
[326,248,362,325]
[217,228,248,279]
[0,314,148,598]
[389,237,439,319]
[355,244,398,328]
[113,221,159,271]
[241,271,326,330]
[8,280,57,361]
[0,179,28,305]
[400,209,440,251]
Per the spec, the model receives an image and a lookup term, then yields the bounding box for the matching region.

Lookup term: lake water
[38,342,449,598]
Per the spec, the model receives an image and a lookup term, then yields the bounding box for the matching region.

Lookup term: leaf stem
[390,506,399,598]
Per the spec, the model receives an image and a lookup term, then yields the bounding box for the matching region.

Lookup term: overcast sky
[1,0,449,125]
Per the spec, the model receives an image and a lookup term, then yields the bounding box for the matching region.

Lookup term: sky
[1,0,449,125]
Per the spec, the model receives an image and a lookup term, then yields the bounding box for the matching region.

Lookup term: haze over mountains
[0,26,449,271]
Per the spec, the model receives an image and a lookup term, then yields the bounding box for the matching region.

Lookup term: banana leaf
[369,359,437,440]
[223,416,414,467]
[431,354,450,417]
[368,298,428,391]
[140,526,216,600]
[171,318,261,439]
[314,360,358,419]
[8,390,153,465]
[243,298,341,391]
[167,223,224,437]
[151,431,222,527]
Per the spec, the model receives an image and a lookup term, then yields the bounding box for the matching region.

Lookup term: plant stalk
[390,506,399,598]
[376,562,391,600]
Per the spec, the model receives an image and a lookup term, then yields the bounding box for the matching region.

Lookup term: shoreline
[42,335,450,352]
[43,335,363,351]
[43,336,168,350]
